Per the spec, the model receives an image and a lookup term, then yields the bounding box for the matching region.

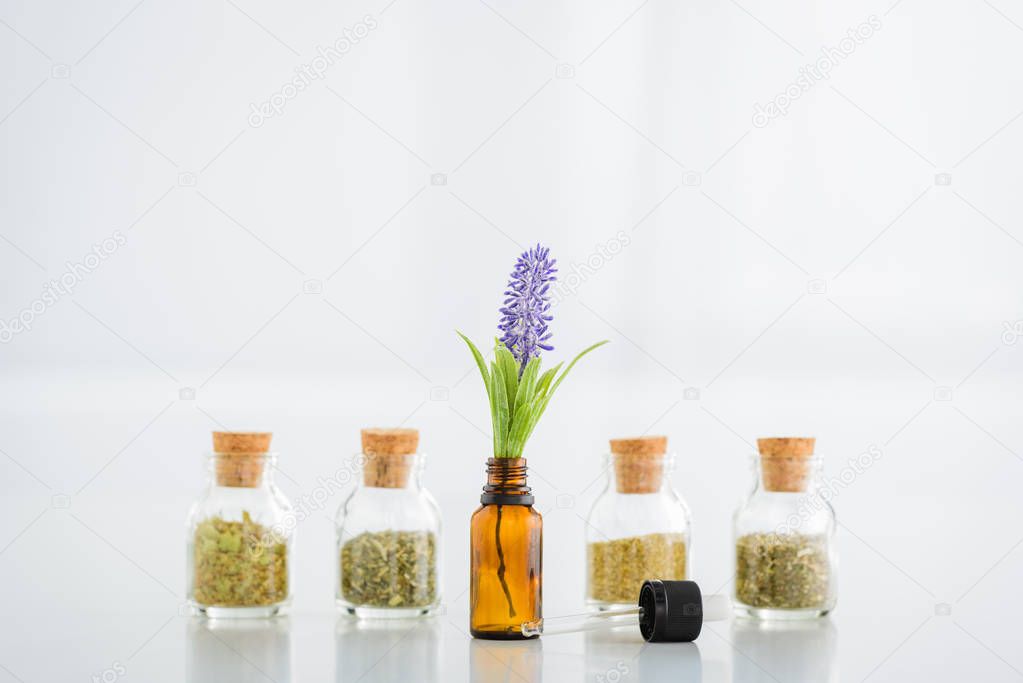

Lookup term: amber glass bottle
[469,458,542,639]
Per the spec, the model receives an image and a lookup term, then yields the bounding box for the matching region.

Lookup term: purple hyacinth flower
[498,243,557,373]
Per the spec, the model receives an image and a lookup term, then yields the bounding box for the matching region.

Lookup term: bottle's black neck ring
[480,492,534,506]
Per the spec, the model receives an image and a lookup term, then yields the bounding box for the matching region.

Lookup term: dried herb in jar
[588,532,687,604]
[735,532,830,609]
[340,530,437,608]
[192,511,288,606]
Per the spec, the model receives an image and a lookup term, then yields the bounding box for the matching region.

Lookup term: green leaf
[456,331,491,400]
[535,362,562,398]
[548,340,609,398]
[509,393,549,457]
[457,333,608,459]
[488,363,500,456]
[513,357,541,417]
[514,341,609,456]
[505,357,541,457]
[495,342,519,422]
[515,401,547,455]
[458,331,499,457]
[491,360,510,456]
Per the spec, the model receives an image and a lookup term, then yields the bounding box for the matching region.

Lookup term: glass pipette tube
[521,606,641,637]
[519,591,731,640]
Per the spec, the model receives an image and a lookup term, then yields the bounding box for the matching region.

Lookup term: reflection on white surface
[185,617,293,683]
[335,617,441,683]
[730,618,838,683]
[584,627,701,682]
[470,638,544,683]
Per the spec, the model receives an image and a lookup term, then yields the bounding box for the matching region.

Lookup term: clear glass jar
[186,431,293,618]
[336,428,441,618]
[733,437,837,619]
[585,436,691,609]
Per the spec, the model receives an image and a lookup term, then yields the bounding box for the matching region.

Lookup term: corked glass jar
[336,428,441,618]
[585,436,691,608]
[733,437,837,619]
[469,458,542,639]
[186,432,293,617]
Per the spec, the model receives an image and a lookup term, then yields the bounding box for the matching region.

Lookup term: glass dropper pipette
[520,580,731,642]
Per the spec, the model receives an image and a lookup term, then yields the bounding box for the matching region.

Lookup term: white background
[1,0,1022,681]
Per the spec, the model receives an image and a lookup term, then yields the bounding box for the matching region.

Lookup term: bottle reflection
[469,638,543,683]
[185,617,292,683]
[584,628,701,682]
[336,618,440,683]
[730,619,837,683]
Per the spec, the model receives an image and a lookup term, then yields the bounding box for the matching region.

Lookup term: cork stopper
[212,431,272,488]
[361,428,419,488]
[610,436,667,494]
[757,437,815,492]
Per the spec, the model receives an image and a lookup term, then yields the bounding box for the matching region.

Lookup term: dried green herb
[192,511,288,606]
[735,533,830,609]
[588,533,687,604]
[340,530,437,608]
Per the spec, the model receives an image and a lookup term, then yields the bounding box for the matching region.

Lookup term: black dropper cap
[637,579,704,642]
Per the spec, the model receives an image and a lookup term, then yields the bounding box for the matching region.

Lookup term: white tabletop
[1,374,1020,682]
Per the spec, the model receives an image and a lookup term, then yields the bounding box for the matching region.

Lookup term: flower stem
[495,505,516,618]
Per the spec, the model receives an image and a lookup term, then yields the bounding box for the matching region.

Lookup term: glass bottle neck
[481,458,533,505]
